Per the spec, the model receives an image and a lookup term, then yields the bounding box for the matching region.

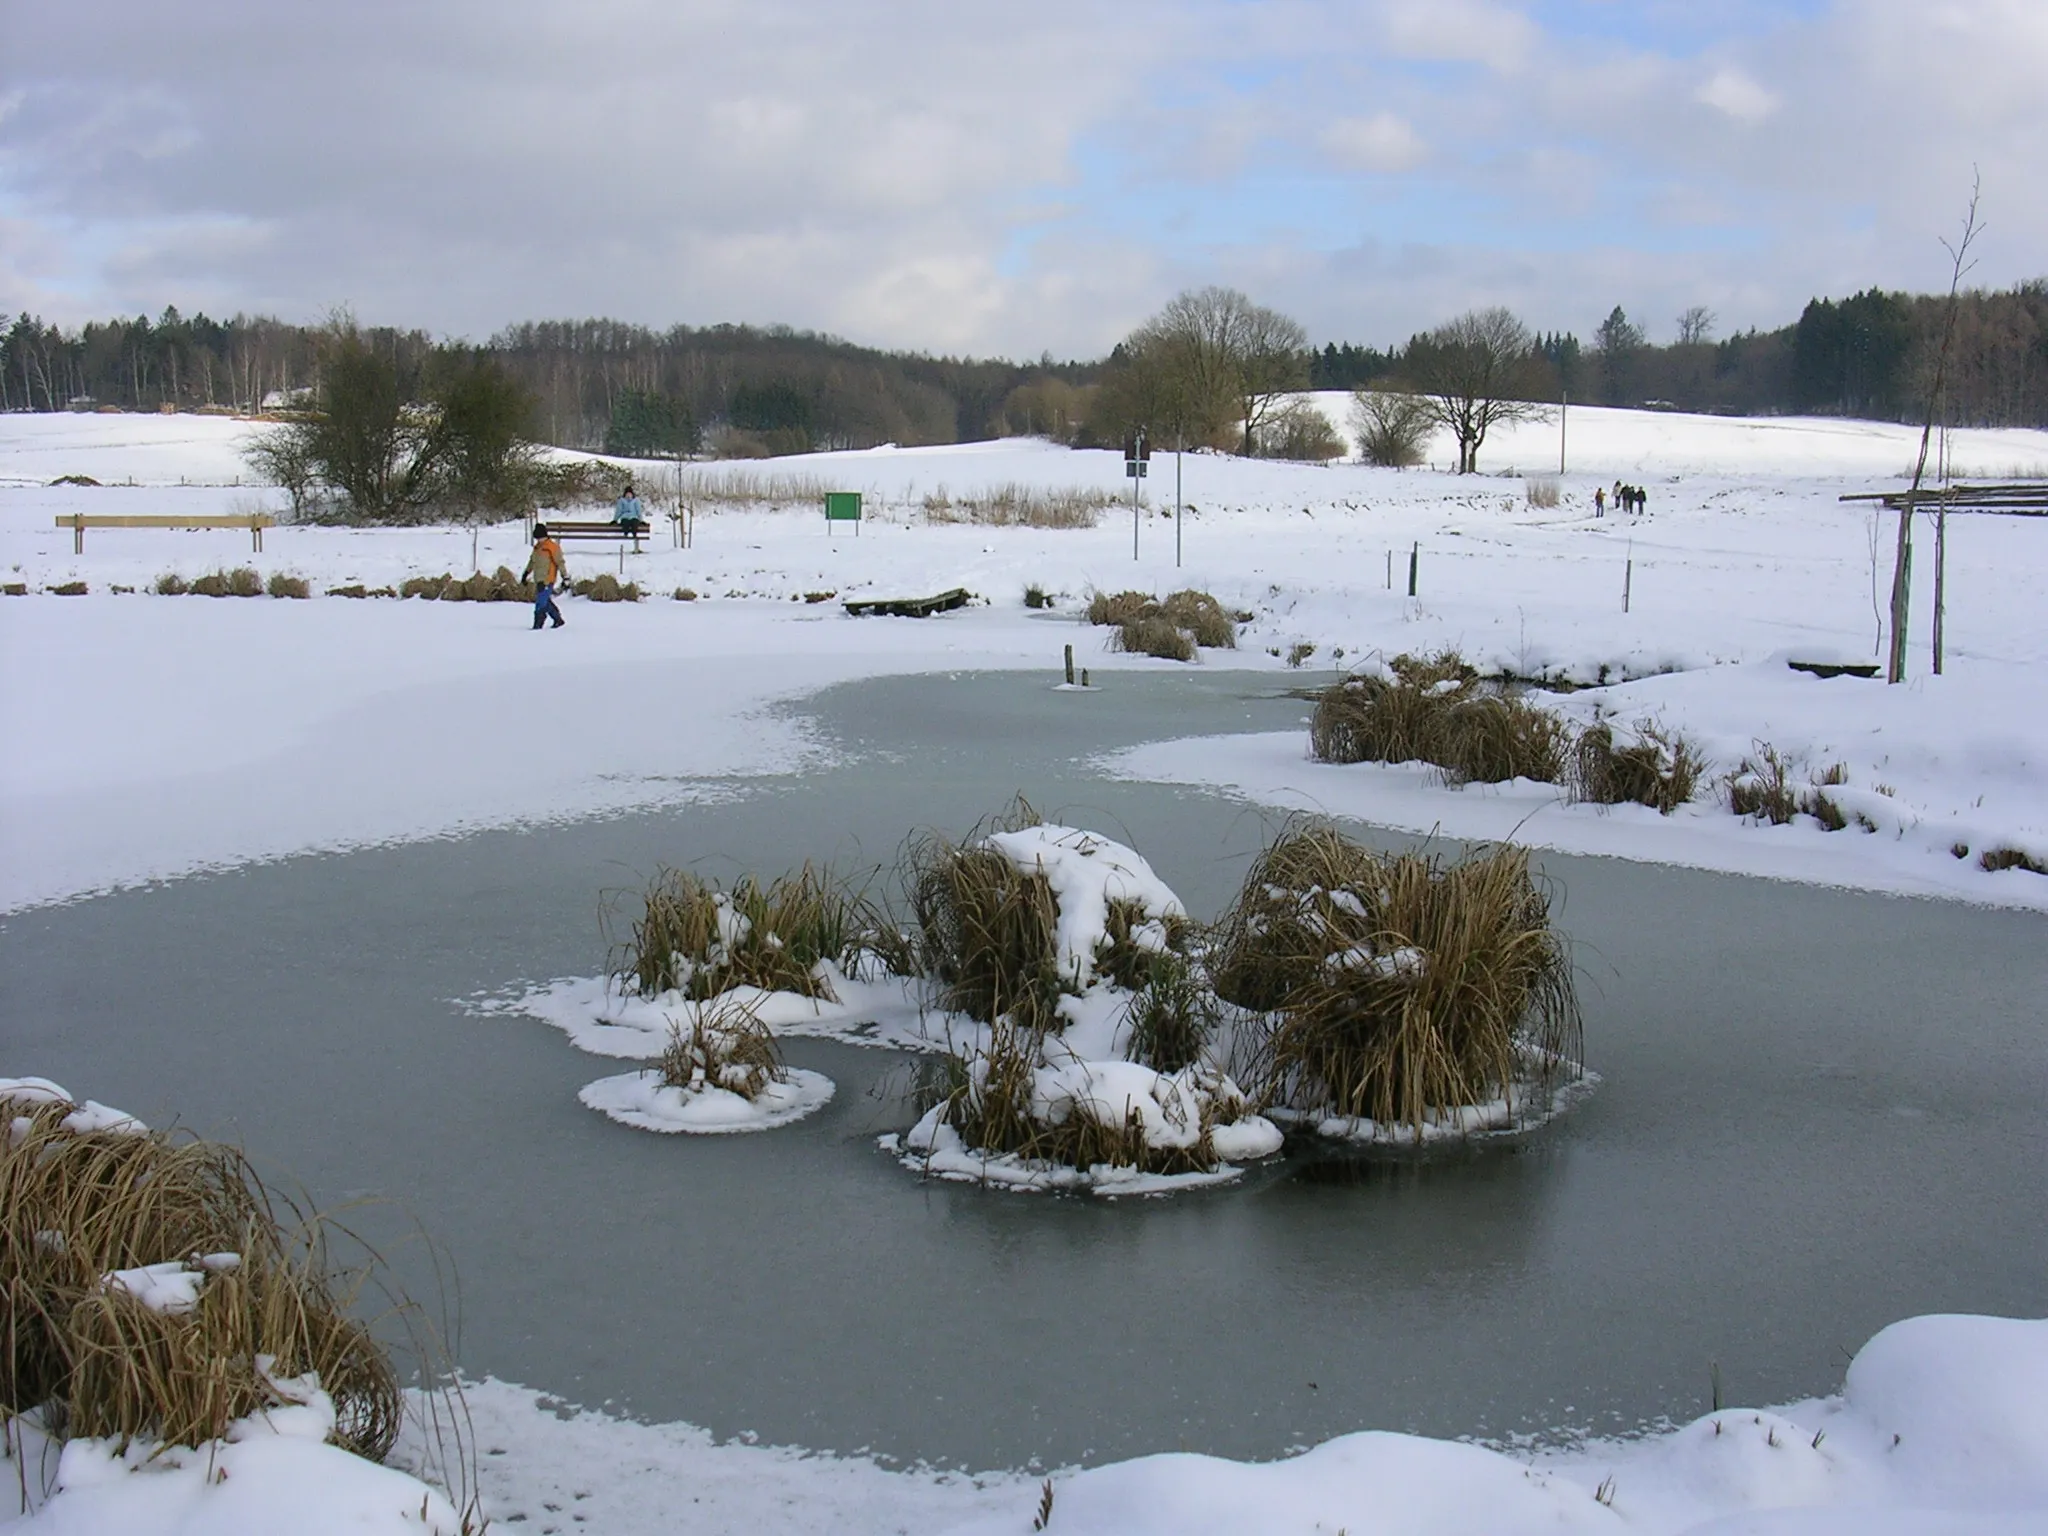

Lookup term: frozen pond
[4,668,2045,1470]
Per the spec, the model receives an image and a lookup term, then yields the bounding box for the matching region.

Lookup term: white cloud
[1695,67,1778,125]
[1320,113,1426,173]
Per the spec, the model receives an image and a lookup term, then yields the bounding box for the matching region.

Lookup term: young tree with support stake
[1886,175,1983,684]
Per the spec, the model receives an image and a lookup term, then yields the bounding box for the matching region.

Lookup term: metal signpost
[1124,430,1149,560]
[824,490,862,537]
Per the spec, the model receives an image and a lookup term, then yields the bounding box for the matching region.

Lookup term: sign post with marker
[1124,430,1149,560]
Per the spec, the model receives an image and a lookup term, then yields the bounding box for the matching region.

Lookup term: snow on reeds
[614,863,901,1003]
[1212,826,1581,1138]
[1,1081,404,1462]
[1309,650,1567,785]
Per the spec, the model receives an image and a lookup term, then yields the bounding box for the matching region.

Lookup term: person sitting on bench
[613,484,647,536]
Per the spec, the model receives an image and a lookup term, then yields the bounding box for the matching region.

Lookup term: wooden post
[1064,644,1075,686]
[1386,549,1392,590]
[73,514,85,554]
[1081,668,1090,687]
[1407,541,1418,598]
[1623,557,1633,613]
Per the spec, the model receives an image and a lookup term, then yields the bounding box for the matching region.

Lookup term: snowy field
[3,406,2046,1533]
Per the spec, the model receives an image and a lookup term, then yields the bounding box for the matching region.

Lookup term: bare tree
[1677,305,1718,346]
[1349,387,1433,467]
[1406,308,1547,473]
[1889,174,1984,682]
[1123,287,1309,454]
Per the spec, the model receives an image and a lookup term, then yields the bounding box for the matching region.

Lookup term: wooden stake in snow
[1064,644,1075,686]
[1407,541,1419,598]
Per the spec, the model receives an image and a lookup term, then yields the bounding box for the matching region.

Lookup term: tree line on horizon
[4,278,2045,452]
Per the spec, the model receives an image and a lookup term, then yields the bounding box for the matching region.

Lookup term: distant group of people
[1594,482,1647,518]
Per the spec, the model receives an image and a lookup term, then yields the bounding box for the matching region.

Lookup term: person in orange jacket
[522,524,567,629]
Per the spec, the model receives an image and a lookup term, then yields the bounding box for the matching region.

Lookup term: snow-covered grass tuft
[1212,827,1582,1138]
[1567,718,1706,814]
[615,862,901,1003]
[578,999,836,1134]
[1310,650,1568,786]
[901,1023,1278,1190]
[906,802,1067,1030]
[1,1079,406,1465]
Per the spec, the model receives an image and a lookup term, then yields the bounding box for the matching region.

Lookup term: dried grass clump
[1979,846,2048,876]
[920,483,1110,529]
[1569,721,1705,814]
[1727,743,1859,829]
[49,581,88,597]
[265,572,310,599]
[1524,475,1562,509]
[1160,590,1236,649]
[571,573,640,603]
[399,574,453,600]
[657,998,786,1102]
[1115,613,1197,662]
[187,568,262,599]
[1,1092,402,1461]
[1086,590,1154,627]
[906,806,1065,1030]
[1122,951,1218,1074]
[616,863,890,1002]
[934,1025,1226,1178]
[1211,826,1580,1134]
[1310,652,1566,785]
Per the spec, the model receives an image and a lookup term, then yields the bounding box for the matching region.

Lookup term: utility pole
[1559,385,1568,475]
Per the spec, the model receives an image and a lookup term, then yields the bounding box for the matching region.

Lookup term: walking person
[1594,486,1606,517]
[523,523,567,630]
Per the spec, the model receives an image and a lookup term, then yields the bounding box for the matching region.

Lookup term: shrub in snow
[0,1078,403,1463]
[618,863,903,1003]
[266,571,311,599]
[1568,719,1706,814]
[1310,649,1567,785]
[1087,587,1237,658]
[1210,826,1582,1139]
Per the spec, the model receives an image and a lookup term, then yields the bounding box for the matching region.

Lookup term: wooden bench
[55,513,275,554]
[525,518,648,552]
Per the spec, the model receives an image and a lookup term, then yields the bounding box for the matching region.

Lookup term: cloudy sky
[3,0,2043,358]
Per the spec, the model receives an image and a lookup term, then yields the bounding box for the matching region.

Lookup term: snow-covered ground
[4,408,2046,1532]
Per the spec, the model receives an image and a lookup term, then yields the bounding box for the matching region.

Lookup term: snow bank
[578,1067,834,1134]
[930,1312,2048,1536]
[2,1387,463,1536]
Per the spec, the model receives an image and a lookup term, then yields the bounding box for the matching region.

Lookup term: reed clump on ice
[1210,824,1581,1136]
[1,1085,402,1463]
[615,863,903,1003]
[656,996,788,1102]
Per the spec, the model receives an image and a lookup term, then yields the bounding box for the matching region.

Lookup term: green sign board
[824,492,862,521]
